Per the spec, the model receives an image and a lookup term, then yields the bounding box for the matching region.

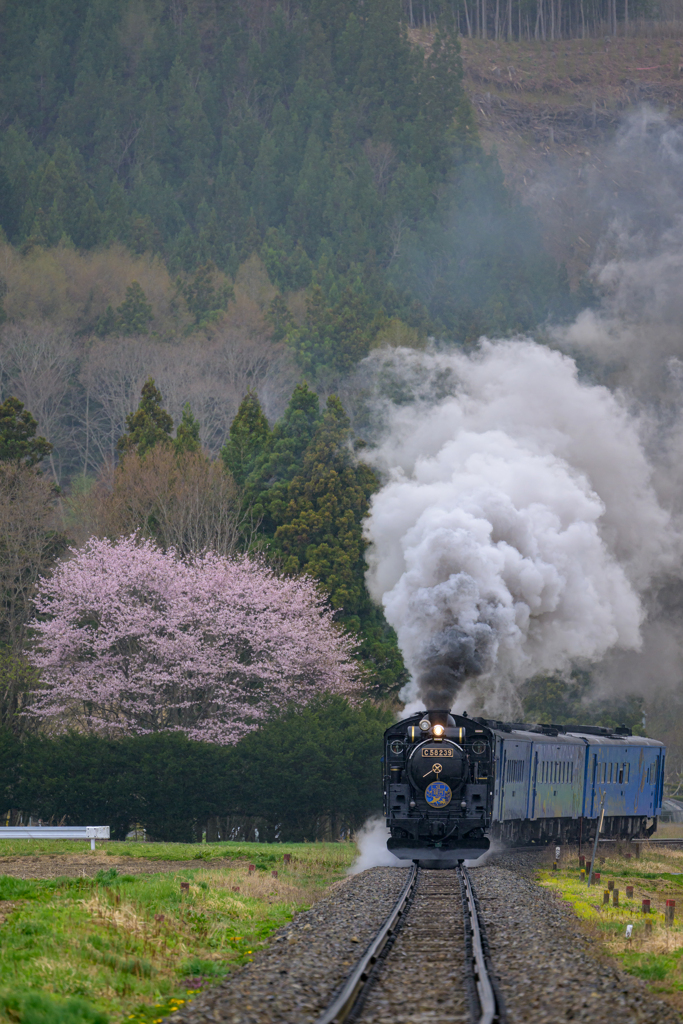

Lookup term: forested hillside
[0,0,569,351]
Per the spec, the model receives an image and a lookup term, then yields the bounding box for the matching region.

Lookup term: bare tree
[77,338,151,469]
[0,464,63,653]
[79,330,297,467]
[0,322,78,484]
[73,446,251,557]
[363,140,397,193]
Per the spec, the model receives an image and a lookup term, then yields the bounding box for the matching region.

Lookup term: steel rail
[314,863,418,1024]
[459,865,502,1024]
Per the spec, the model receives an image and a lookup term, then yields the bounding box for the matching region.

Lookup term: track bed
[164,859,682,1024]
[351,869,471,1024]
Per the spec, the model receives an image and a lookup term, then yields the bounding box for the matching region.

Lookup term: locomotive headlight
[432,724,444,738]
[419,719,431,732]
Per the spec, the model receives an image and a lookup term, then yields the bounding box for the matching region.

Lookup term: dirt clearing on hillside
[413,30,683,280]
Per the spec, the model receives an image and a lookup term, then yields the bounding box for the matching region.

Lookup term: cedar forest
[0,0,638,840]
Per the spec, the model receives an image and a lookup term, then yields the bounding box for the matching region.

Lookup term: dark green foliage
[119,732,226,844]
[286,285,382,377]
[262,230,313,292]
[0,725,21,805]
[115,281,153,335]
[94,304,118,338]
[521,669,645,732]
[14,731,218,843]
[0,0,570,368]
[174,403,201,455]
[117,378,173,458]
[177,262,233,328]
[243,383,322,533]
[96,282,153,337]
[266,294,295,343]
[6,697,391,842]
[0,396,52,467]
[221,391,272,487]
[0,653,41,738]
[271,394,377,614]
[229,695,392,841]
[16,732,133,841]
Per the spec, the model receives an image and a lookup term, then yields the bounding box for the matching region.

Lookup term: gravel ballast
[474,855,682,1024]
[165,857,683,1024]
[165,866,409,1024]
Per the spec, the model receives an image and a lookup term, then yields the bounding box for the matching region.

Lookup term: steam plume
[362,341,675,714]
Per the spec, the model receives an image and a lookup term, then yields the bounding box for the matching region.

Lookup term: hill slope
[456,34,683,282]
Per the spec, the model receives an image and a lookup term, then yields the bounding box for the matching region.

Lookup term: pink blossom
[28,535,359,743]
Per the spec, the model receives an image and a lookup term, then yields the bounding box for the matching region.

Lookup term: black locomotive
[384,710,665,866]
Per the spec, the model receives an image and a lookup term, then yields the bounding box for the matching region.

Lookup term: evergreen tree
[95,304,118,337]
[266,294,295,342]
[174,402,201,455]
[116,281,153,335]
[95,282,154,337]
[179,262,233,327]
[0,0,571,363]
[288,285,381,377]
[221,391,271,487]
[0,396,52,468]
[270,394,407,695]
[247,382,321,533]
[117,379,173,458]
[272,395,376,615]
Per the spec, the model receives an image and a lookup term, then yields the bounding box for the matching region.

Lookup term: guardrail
[0,826,109,851]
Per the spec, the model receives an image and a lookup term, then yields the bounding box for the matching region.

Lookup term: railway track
[315,865,506,1024]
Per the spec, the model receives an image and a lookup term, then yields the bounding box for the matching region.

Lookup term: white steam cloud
[348,817,401,874]
[362,340,676,714]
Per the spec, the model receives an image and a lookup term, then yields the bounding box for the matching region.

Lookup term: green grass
[539,846,683,1008]
[0,838,353,869]
[0,842,357,1023]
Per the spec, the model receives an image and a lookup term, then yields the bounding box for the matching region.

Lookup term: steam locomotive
[384,710,665,866]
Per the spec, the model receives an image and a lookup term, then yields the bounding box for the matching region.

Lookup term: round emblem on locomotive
[425,780,452,807]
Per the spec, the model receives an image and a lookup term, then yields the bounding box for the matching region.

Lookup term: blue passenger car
[489,724,664,845]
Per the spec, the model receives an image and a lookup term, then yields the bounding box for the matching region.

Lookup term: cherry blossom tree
[28,535,359,743]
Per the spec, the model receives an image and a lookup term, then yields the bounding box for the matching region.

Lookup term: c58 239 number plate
[422,747,453,757]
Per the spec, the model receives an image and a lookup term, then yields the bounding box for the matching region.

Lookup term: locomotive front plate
[425,780,452,807]
[422,747,454,757]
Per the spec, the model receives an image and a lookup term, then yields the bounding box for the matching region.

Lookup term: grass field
[540,842,683,1013]
[0,838,355,866]
[0,841,357,1024]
